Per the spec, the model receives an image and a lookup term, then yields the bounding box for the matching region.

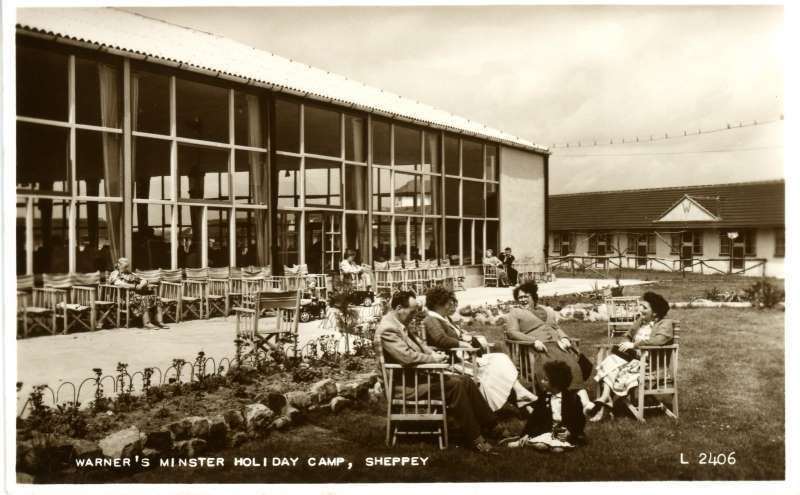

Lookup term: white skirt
[455,352,519,411]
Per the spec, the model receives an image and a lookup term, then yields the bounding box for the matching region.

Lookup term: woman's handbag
[570,348,594,381]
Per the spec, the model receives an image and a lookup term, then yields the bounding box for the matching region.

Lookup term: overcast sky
[127,5,784,194]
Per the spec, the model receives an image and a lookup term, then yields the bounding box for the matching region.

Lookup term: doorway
[305,212,341,274]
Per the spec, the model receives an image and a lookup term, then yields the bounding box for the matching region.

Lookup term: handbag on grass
[569,348,594,381]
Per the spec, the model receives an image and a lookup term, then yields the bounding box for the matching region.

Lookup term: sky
[125,5,784,194]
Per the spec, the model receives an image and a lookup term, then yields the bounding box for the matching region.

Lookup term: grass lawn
[101,305,784,483]
[551,268,784,303]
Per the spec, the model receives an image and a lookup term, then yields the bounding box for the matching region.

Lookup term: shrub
[744,280,785,309]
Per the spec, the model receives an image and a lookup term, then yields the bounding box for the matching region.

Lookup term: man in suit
[499,247,517,285]
[375,291,497,452]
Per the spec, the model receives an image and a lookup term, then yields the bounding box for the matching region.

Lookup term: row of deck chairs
[16,266,328,338]
[373,259,467,294]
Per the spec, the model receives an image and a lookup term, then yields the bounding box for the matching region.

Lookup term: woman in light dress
[589,291,675,421]
[422,286,538,412]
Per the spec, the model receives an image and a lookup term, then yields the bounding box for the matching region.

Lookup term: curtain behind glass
[98,63,121,264]
[247,95,269,266]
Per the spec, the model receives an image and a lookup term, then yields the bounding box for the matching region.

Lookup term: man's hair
[543,360,572,393]
[504,247,512,251]
[390,290,417,310]
[344,248,356,258]
[425,286,454,310]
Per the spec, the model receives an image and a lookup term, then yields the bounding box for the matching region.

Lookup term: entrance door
[680,232,694,269]
[731,243,745,270]
[305,212,341,274]
[636,240,647,267]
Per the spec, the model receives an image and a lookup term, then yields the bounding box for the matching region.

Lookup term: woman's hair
[543,360,572,393]
[425,286,454,310]
[642,291,669,320]
[344,248,356,259]
[513,281,539,304]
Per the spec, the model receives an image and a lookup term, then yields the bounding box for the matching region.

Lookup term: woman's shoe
[156,322,169,329]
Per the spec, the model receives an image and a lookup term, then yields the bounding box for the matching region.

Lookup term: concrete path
[16,277,649,411]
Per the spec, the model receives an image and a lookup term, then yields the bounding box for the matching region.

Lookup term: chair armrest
[505,339,535,346]
[638,344,679,350]
[382,363,449,370]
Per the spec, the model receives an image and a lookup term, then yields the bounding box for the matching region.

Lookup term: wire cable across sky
[552,145,784,158]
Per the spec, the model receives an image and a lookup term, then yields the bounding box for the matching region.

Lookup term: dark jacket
[523,391,586,445]
[422,314,461,349]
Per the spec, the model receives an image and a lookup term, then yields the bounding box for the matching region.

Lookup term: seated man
[483,249,509,287]
[375,290,497,452]
[340,249,373,289]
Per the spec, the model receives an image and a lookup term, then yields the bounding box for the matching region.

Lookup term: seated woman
[504,281,594,415]
[108,257,167,330]
[589,291,674,421]
[423,286,538,412]
[339,249,373,289]
[505,360,586,451]
[483,249,509,287]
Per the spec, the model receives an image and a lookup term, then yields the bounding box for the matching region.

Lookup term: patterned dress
[594,319,674,397]
[108,270,162,317]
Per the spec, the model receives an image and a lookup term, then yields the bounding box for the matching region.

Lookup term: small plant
[744,280,785,309]
[610,277,624,297]
[703,286,723,301]
[194,351,207,383]
[54,401,87,438]
[24,385,54,432]
[90,368,110,413]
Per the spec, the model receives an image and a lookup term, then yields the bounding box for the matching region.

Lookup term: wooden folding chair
[229,267,244,309]
[94,283,119,329]
[66,271,102,333]
[207,267,230,317]
[594,323,681,422]
[452,265,466,292]
[184,268,209,319]
[387,261,407,292]
[24,288,68,336]
[377,346,449,449]
[304,273,328,300]
[233,290,301,350]
[158,269,184,324]
[606,296,641,339]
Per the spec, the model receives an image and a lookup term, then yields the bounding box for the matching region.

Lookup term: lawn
[93,305,784,483]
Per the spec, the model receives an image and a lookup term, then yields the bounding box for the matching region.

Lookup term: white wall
[500,147,546,266]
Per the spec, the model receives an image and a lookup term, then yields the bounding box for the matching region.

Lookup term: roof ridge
[550,179,784,198]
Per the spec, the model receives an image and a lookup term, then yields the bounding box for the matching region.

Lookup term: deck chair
[594,322,680,422]
[377,344,449,449]
[94,283,119,329]
[158,269,184,324]
[207,267,230,317]
[387,261,406,292]
[184,268,209,319]
[452,265,466,292]
[606,296,641,339]
[438,259,453,289]
[233,290,301,351]
[373,261,392,293]
[504,337,582,393]
[17,275,34,337]
[23,288,68,336]
[405,261,427,295]
[65,271,102,333]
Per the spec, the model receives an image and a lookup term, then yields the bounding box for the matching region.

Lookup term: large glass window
[394,216,409,260]
[345,213,369,262]
[178,145,229,201]
[17,122,70,193]
[487,183,498,218]
[394,173,422,214]
[423,176,441,215]
[462,139,483,179]
[485,145,498,181]
[76,57,123,128]
[372,168,392,213]
[394,125,420,170]
[345,165,368,211]
[445,219,460,265]
[133,70,170,135]
[134,137,171,200]
[425,218,441,260]
[76,201,122,272]
[463,181,485,217]
[275,99,300,153]
[275,212,299,267]
[235,209,269,267]
[410,217,424,261]
[445,178,460,216]
[304,158,341,207]
[76,130,123,197]
[423,132,439,173]
[372,120,391,165]
[486,221,499,254]
[345,115,366,162]
[304,105,341,157]
[275,155,301,208]
[32,198,70,274]
[17,44,68,121]
[133,204,171,270]
[372,215,391,262]
[17,202,27,275]
[444,135,459,175]
[234,150,268,204]
[207,208,231,267]
[462,219,474,265]
[177,205,203,268]
[176,78,228,143]
[234,91,265,147]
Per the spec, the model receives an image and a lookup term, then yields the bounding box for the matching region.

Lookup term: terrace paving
[16,277,649,411]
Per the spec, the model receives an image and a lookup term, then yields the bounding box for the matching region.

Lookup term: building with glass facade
[14,8,549,285]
